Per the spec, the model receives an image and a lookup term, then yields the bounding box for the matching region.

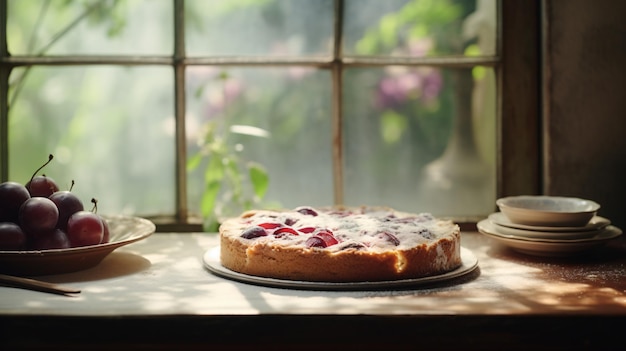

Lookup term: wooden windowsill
[2,231,625,349]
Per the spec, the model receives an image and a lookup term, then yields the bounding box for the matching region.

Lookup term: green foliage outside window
[5,0,495,228]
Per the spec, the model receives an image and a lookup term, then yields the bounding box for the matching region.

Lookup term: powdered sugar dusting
[237,206,459,253]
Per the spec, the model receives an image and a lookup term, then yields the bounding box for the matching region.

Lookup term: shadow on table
[481,234,626,312]
[35,251,151,284]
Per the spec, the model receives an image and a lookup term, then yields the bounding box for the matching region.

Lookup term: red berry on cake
[305,230,338,248]
[219,206,461,282]
[295,206,318,216]
[273,227,299,238]
[258,222,282,230]
[297,226,316,234]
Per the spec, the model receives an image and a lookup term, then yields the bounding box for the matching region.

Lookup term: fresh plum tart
[219,206,461,282]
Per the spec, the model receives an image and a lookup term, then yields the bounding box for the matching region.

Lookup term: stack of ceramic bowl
[478,196,622,257]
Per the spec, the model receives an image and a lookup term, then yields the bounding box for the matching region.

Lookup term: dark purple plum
[305,236,326,248]
[295,206,318,216]
[19,197,59,234]
[26,175,59,197]
[67,211,104,247]
[0,222,27,250]
[273,227,299,238]
[258,222,282,230]
[100,216,110,244]
[380,232,400,246]
[49,190,84,230]
[305,230,339,248]
[29,228,70,250]
[25,154,59,197]
[240,226,267,239]
[0,181,31,223]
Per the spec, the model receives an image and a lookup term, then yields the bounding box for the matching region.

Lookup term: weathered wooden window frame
[0,0,539,232]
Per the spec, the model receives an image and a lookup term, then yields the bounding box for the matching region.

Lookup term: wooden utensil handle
[0,274,81,296]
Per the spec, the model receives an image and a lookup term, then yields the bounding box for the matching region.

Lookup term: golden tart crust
[219,206,461,282]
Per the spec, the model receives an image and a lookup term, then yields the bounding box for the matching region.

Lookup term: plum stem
[90,198,98,214]
[27,154,53,191]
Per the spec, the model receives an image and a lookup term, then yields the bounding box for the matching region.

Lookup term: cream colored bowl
[496,196,600,227]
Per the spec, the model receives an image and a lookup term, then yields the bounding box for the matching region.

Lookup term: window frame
[0,0,540,232]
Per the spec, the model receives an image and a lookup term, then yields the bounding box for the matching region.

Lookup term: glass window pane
[343,0,497,57]
[186,67,334,225]
[7,0,173,55]
[343,66,496,217]
[186,0,334,57]
[8,66,175,216]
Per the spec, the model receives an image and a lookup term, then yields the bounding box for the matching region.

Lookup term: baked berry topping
[328,210,352,217]
[305,229,339,248]
[258,222,282,230]
[317,229,338,241]
[273,227,299,238]
[380,231,400,246]
[240,226,268,239]
[339,242,368,251]
[395,217,416,223]
[297,226,316,234]
[295,206,318,216]
[305,236,326,248]
[284,217,298,226]
[418,228,435,239]
[415,213,434,222]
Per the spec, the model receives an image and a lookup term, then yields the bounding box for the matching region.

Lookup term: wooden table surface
[1,231,625,350]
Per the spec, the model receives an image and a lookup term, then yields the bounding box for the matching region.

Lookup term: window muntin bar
[0,0,516,231]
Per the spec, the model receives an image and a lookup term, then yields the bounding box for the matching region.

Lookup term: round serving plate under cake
[203,246,478,291]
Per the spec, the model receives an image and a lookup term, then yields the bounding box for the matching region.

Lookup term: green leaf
[355,32,379,55]
[223,156,240,179]
[205,156,224,183]
[187,152,203,171]
[248,162,269,199]
[218,71,230,81]
[194,85,205,99]
[201,179,222,218]
[223,156,243,201]
[464,44,482,57]
[409,24,428,41]
[380,110,408,144]
[204,218,220,233]
[379,14,399,49]
[472,66,486,80]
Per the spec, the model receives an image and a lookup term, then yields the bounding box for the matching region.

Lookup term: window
[0,0,539,231]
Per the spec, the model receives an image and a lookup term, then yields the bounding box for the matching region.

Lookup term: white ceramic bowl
[495,196,600,227]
